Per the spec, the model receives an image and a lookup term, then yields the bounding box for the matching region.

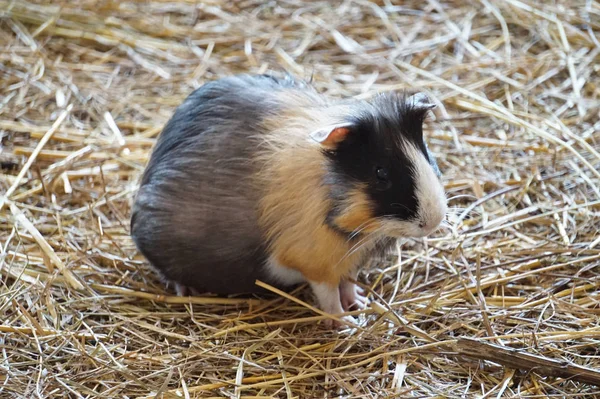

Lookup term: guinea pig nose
[418,222,425,229]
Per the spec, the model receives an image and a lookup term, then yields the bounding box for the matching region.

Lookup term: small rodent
[131,74,447,327]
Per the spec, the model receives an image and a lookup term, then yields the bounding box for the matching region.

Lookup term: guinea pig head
[311,92,447,239]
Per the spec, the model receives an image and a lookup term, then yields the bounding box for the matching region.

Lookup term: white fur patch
[405,143,447,236]
[265,256,306,285]
[309,281,344,315]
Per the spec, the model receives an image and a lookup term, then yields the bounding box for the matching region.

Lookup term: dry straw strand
[1,0,599,398]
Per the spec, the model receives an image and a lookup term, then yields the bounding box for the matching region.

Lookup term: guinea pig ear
[407,92,436,112]
[309,123,353,149]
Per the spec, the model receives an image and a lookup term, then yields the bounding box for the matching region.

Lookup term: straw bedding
[1,0,599,397]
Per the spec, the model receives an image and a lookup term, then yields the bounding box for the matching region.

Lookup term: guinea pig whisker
[447,209,482,218]
[446,194,478,202]
[348,220,378,241]
[390,202,412,214]
[348,228,367,241]
[436,222,452,232]
[378,217,412,237]
[336,230,383,267]
[347,231,380,256]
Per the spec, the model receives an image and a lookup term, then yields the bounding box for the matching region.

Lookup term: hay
[1,0,599,397]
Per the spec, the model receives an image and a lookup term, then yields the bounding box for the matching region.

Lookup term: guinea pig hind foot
[339,280,369,311]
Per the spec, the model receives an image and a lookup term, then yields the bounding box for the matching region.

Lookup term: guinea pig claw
[325,315,358,329]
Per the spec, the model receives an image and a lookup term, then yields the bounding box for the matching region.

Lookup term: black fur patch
[324,93,436,227]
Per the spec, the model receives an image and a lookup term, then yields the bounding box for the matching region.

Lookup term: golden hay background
[1,0,600,397]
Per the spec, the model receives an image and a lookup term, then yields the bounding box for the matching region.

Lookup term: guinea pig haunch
[130,74,447,327]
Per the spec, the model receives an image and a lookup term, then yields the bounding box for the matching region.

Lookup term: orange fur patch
[255,100,379,287]
[332,187,380,234]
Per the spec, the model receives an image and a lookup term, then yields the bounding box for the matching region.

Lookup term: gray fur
[131,75,297,294]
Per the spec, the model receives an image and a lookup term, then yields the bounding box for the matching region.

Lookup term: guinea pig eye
[375,166,392,190]
[375,166,389,181]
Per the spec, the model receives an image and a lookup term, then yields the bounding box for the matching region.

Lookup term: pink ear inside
[321,127,350,148]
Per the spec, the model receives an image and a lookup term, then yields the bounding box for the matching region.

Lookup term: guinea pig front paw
[309,281,354,329]
[339,280,369,311]
[324,315,358,329]
[173,283,200,297]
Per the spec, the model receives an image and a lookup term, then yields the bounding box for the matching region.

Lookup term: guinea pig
[131,74,447,327]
